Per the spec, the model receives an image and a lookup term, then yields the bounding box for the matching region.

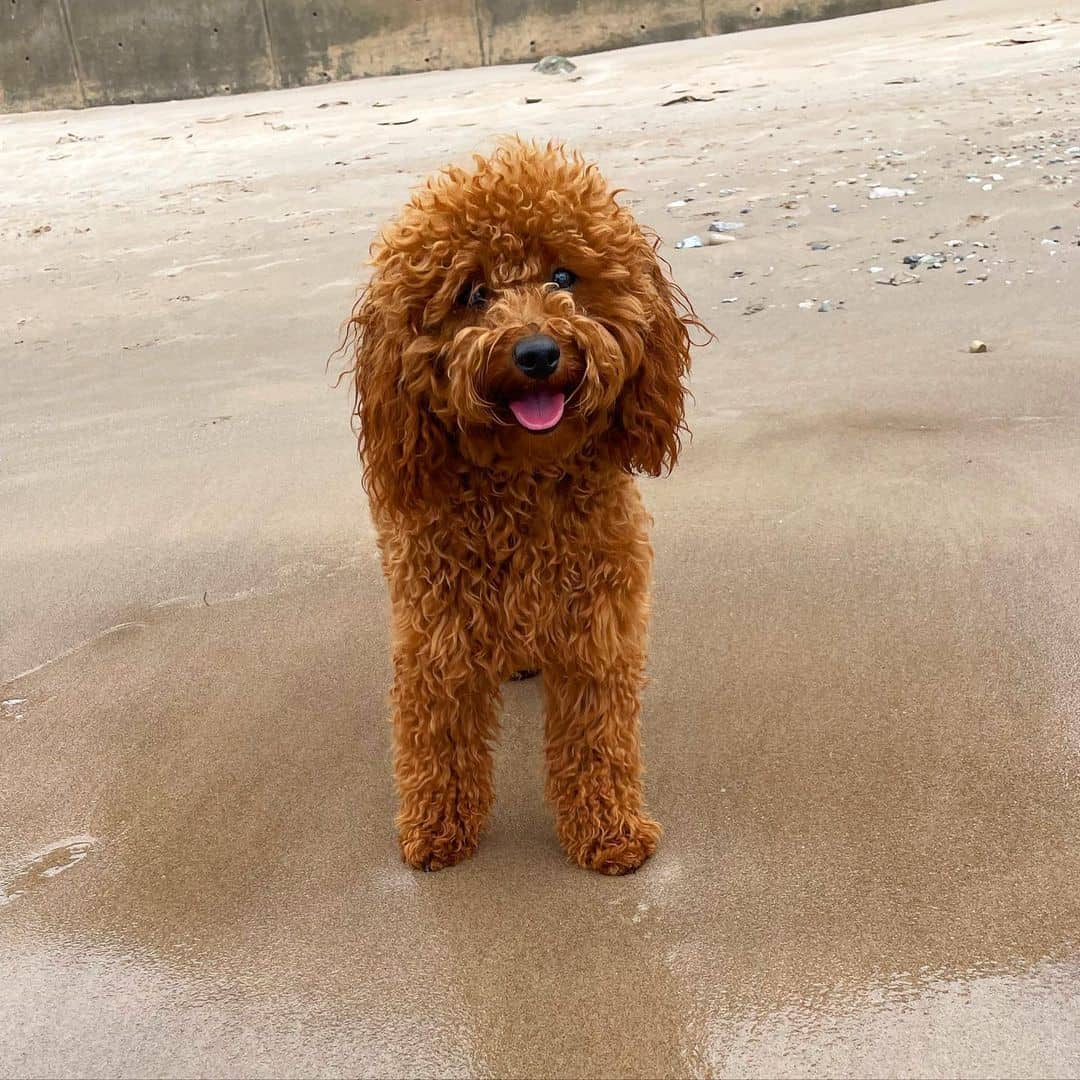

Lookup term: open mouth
[507,389,566,433]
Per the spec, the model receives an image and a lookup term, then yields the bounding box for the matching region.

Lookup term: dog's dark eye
[550,267,576,290]
[455,282,489,310]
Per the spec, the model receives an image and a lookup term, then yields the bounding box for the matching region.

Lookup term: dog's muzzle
[507,334,566,433]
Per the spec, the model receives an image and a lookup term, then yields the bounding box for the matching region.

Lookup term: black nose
[512,334,560,380]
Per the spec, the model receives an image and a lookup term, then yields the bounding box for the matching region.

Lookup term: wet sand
[2,0,1080,1075]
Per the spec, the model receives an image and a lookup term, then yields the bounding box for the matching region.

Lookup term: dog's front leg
[543,657,661,876]
[391,638,499,872]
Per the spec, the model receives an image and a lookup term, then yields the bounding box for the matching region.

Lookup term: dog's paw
[562,815,661,876]
[398,822,480,872]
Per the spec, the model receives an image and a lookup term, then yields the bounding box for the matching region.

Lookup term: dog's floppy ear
[612,242,699,477]
[348,288,450,512]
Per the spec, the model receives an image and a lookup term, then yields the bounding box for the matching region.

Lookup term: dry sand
[2,0,1080,1075]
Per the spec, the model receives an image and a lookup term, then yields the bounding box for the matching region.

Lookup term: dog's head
[348,139,701,507]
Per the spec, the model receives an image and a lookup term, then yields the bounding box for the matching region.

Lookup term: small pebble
[969,341,988,353]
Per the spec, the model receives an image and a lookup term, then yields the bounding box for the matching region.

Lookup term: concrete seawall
[2,0,937,112]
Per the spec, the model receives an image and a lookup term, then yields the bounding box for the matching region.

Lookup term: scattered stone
[870,186,914,199]
[877,272,920,286]
[705,232,735,246]
[675,235,703,249]
[719,297,738,303]
[708,220,744,233]
[661,94,713,106]
[667,199,688,208]
[969,340,988,353]
[743,300,766,316]
[533,55,576,75]
[798,300,815,309]
[990,36,1050,46]
[904,252,945,269]
[869,265,884,273]
[818,300,833,313]
[809,241,831,251]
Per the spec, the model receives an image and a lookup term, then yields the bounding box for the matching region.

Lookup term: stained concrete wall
[1,0,938,113]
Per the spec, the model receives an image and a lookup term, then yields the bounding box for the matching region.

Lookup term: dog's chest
[475,500,583,636]
[456,484,647,651]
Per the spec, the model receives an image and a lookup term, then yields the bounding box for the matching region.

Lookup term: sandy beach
[2,0,1079,1074]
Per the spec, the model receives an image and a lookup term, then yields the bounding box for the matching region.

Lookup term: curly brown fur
[346,139,704,874]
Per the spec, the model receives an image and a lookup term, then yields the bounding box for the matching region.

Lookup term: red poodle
[347,139,702,874]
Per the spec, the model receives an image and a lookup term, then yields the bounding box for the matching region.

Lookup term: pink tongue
[508,389,565,432]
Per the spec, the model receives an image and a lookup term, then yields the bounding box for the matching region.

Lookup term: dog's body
[349,140,700,874]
